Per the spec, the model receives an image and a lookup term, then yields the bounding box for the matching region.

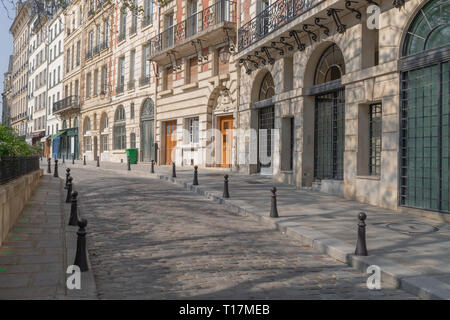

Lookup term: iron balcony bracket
[261,46,275,65]
[167,52,182,71]
[302,24,318,42]
[271,42,285,55]
[365,0,379,5]
[289,30,306,51]
[314,17,330,37]
[327,9,346,34]
[239,58,254,75]
[279,37,294,52]
[393,0,405,8]
[345,1,362,20]
[253,52,267,65]
[191,39,208,62]
[224,27,236,53]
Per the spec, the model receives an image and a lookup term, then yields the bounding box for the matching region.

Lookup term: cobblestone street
[69,167,416,299]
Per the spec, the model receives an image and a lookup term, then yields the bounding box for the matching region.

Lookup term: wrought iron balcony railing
[142,15,152,29]
[86,49,93,60]
[116,83,125,94]
[88,8,95,18]
[128,80,135,90]
[238,0,319,51]
[53,95,79,114]
[118,31,126,43]
[149,0,236,58]
[139,76,150,86]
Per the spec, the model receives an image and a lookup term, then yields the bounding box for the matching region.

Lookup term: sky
[0,1,15,122]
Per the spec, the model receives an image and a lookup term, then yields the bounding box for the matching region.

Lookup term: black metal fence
[0,156,40,185]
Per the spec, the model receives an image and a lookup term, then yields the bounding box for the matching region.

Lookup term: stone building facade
[236,0,450,213]
[9,1,30,138]
[103,0,158,163]
[149,0,239,167]
[78,0,114,162]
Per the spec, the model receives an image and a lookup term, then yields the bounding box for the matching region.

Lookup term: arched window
[258,72,275,101]
[403,0,450,56]
[314,44,345,85]
[400,0,450,212]
[141,98,154,120]
[114,106,126,149]
[100,113,108,131]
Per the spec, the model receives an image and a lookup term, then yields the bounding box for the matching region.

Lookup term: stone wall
[0,170,43,247]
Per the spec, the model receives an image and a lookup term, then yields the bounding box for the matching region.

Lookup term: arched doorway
[140,98,155,162]
[400,0,450,212]
[257,72,275,175]
[313,44,345,181]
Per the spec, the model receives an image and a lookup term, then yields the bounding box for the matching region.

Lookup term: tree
[0,125,41,156]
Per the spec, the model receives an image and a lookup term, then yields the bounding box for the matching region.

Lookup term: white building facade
[46,10,64,157]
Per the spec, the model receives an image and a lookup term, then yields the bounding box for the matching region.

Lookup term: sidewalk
[0,169,96,299]
[60,158,450,299]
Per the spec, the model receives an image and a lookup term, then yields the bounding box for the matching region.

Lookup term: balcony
[53,96,80,115]
[86,49,93,60]
[149,0,237,65]
[128,80,135,90]
[238,0,320,52]
[11,112,27,124]
[88,8,95,18]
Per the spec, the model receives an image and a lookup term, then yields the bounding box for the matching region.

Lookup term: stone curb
[58,163,450,300]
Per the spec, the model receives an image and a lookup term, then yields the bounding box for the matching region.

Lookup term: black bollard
[62,155,65,164]
[97,157,100,167]
[53,159,59,177]
[270,187,279,218]
[151,160,155,174]
[172,162,176,178]
[74,218,89,272]
[127,156,131,171]
[72,153,75,165]
[66,177,73,203]
[65,168,71,188]
[355,212,368,256]
[193,166,199,185]
[83,155,86,165]
[47,158,51,174]
[69,191,79,226]
[223,174,230,198]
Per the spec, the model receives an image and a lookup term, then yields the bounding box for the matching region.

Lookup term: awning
[66,128,78,137]
[50,130,67,139]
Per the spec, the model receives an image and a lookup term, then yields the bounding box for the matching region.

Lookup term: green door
[401,62,449,212]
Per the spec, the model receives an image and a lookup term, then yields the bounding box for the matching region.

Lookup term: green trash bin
[126,148,138,164]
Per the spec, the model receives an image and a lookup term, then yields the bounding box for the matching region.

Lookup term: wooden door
[165,120,177,165]
[220,116,233,168]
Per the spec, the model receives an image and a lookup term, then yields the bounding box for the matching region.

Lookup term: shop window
[114,105,126,150]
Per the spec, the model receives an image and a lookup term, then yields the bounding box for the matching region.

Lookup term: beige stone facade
[236,0,450,213]
[150,0,239,167]
[9,2,30,137]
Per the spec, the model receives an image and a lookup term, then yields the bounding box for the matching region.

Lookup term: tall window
[188,117,199,143]
[89,31,94,54]
[129,50,135,85]
[142,44,151,81]
[114,106,126,149]
[86,73,92,97]
[104,20,109,47]
[102,66,108,93]
[120,9,127,38]
[117,57,125,92]
[94,69,99,95]
[368,103,382,176]
[130,133,136,148]
[143,0,153,27]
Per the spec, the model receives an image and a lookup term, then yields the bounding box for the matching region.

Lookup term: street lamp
[219,46,231,64]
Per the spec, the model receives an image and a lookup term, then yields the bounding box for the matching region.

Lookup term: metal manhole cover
[386,222,439,235]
